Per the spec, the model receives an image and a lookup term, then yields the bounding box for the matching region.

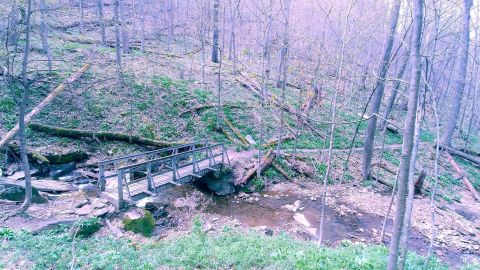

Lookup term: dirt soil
[1,149,479,269]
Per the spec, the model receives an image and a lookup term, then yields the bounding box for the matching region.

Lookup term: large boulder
[198,167,235,196]
[122,208,155,237]
[75,217,103,237]
[0,180,47,204]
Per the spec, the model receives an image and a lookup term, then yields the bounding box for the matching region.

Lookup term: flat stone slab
[33,180,77,193]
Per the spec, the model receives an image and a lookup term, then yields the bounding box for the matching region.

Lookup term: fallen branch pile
[236,149,276,185]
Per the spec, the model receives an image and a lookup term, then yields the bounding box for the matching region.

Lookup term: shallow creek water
[159,184,465,267]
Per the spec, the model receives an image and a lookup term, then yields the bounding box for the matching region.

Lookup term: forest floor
[0,5,480,269]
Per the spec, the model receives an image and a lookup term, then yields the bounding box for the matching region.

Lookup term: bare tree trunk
[139,0,145,52]
[80,0,84,34]
[380,49,410,130]
[97,0,107,46]
[7,0,20,46]
[442,0,472,147]
[424,78,441,267]
[318,0,353,245]
[275,0,290,156]
[257,0,273,178]
[216,50,223,129]
[211,0,220,63]
[119,0,129,54]
[398,89,425,269]
[361,0,402,180]
[19,0,33,212]
[387,0,424,268]
[114,0,122,70]
[200,1,206,83]
[229,0,240,75]
[167,0,175,51]
[38,0,53,73]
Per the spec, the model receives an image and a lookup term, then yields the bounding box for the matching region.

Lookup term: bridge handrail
[98,140,209,166]
[116,143,224,172]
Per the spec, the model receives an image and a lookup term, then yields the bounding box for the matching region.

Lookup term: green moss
[75,217,102,238]
[122,210,155,237]
[46,151,88,164]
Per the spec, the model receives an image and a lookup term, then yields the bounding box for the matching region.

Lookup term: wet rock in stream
[50,162,76,179]
[196,167,235,196]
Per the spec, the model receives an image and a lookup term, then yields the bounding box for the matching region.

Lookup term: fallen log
[218,126,241,145]
[236,73,324,138]
[284,155,315,177]
[263,134,295,148]
[458,148,480,157]
[180,103,247,116]
[0,64,91,149]
[272,162,292,181]
[372,162,397,175]
[236,149,275,185]
[444,152,480,201]
[386,124,402,134]
[222,115,250,146]
[7,143,50,165]
[370,175,394,189]
[28,123,187,148]
[440,145,480,166]
[51,19,115,32]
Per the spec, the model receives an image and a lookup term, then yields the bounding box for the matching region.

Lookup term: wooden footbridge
[97,141,230,207]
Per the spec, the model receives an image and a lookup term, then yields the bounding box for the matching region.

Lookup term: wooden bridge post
[222,145,231,164]
[117,170,125,208]
[172,157,177,182]
[147,163,153,191]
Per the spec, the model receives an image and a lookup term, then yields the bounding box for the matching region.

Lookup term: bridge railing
[116,143,230,207]
[97,140,209,191]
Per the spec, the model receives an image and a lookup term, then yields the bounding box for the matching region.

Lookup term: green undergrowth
[453,156,480,191]
[0,223,450,270]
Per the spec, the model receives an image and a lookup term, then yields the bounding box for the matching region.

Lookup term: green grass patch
[152,75,173,89]
[138,122,156,140]
[453,157,480,190]
[0,226,449,270]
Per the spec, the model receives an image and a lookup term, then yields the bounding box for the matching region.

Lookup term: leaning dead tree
[362,0,402,180]
[0,64,91,149]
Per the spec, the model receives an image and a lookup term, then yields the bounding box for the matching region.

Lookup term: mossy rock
[46,151,89,164]
[122,209,155,237]
[75,218,103,238]
[0,185,47,204]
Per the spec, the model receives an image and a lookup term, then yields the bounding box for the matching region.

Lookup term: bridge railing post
[172,157,177,182]
[147,163,153,191]
[192,152,198,173]
[117,170,124,209]
[222,144,231,164]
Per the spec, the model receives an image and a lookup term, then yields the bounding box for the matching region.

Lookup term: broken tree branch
[237,149,275,185]
[222,115,250,146]
[444,152,480,201]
